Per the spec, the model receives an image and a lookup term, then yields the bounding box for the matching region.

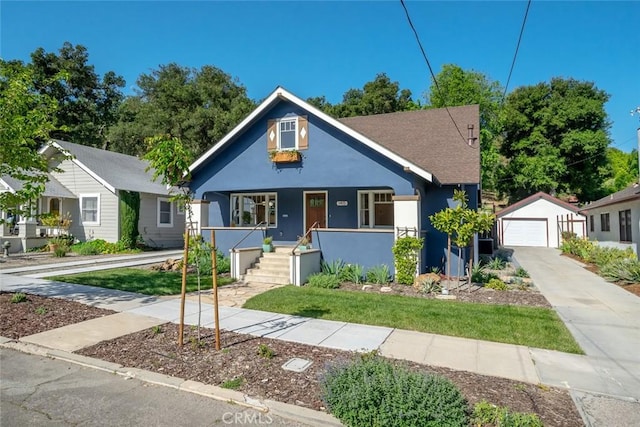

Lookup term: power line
[500,0,532,106]
[399,0,472,147]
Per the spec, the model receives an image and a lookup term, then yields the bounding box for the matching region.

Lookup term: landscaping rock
[380,286,393,293]
[362,285,373,291]
[151,258,182,272]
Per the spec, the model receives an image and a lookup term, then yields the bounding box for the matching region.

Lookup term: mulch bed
[0,291,583,426]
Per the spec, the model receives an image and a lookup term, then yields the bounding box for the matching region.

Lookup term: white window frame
[80,194,100,225]
[357,190,394,229]
[230,192,277,228]
[157,197,173,228]
[176,200,185,215]
[277,117,298,151]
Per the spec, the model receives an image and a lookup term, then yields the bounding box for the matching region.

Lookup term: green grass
[46,268,235,296]
[243,286,583,354]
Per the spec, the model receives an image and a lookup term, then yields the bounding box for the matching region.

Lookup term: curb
[0,338,342,427]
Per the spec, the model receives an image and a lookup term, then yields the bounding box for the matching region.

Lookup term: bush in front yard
[599,258,640,284]
[321,354,468,427]
[586,245,636,268]
[307,272,341,289]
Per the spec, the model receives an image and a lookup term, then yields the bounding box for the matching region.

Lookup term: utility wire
[500,0,532,107]
[399,0,471,147]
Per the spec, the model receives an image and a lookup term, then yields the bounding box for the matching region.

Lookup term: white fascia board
[0,178,16,193]
[47,140,117,194]
[188,87,434,183]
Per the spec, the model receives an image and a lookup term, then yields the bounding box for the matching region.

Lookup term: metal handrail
[291,221,319,255]
[231,221,266,251]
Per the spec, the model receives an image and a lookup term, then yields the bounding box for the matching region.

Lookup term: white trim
[0,178,16,194]
[188,87,433,182]
[357,189,394,229]
[157,197,173,228]
[303,190,328,233]
[277,117,299,150]
[45,141,117,194]
[230,192,278,228]
[80,193,101,225]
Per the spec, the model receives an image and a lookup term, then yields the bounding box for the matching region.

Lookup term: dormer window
[267,116,308,152]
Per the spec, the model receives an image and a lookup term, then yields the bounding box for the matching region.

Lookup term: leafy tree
[425,64,504,193]
[602,147,638,194]
[29,42,125,148]
[500,78,611,202]
[109,63,255,157]
[0,61,63,219]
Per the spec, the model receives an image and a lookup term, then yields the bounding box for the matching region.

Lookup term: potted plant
[269,149,301,163]
[262,236,273,253]
[298,235,310,251]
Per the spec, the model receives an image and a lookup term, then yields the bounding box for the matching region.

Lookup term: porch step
[241,248,292,285]
[241,272,291,285]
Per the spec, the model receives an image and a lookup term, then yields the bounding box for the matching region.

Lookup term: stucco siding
[50,158,119,242]
[586,199,640,254]
[138,192,184,248]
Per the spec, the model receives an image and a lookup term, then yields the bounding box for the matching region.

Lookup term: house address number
[336,201,348,206]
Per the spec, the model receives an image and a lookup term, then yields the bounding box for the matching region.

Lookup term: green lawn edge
[243,286,583,354]
[46,268,234,296]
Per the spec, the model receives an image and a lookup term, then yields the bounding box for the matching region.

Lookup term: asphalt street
[0,348,304,427]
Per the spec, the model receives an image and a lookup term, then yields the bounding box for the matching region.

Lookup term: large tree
[310,73,419,118]
[425,64,504,193]
[108,63,255,158]
[500,78,611,202]
[0,61,60,218]
[602,147,639,194]
[29,42,125,148]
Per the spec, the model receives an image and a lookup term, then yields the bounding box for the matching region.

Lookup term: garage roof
[496,192,580,218]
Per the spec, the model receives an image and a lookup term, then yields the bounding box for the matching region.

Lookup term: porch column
[188,199,209,235]
[17,202,37,238]
[393,195,421,278]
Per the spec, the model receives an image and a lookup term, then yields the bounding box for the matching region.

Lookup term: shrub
[392,236,424,285]
[416,274,442,294]
[53,246,68,257]
[216,251,231,274]
[485,278,508,291]
[560,235,596,260]
[366,264,391,284]
[10,293,27,303]
[256,343,275,359]
[70,239,133,255]
[307,272,341,289]
[514,267,530,278]
[321,259,345,276]
[600,258,640,284]
[119,190,140,249]
[486,257,507,270]
[472,400,543,427]
[471,263,499,284]
[587,245,636,268]
[339,263,364,284]
[321,354,468,427]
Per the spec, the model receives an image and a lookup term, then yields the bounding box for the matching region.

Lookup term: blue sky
[2,1,639,152]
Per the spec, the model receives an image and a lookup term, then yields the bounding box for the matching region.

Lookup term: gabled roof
[0,174,77,199]
[580,183,640,212]
[496,191,580,218]
[189,86,481,185]
[41,140,171,195]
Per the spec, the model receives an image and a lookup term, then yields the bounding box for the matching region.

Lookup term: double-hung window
[600,213,610,232]
[358,190,394,228]
[619,209,632,242]
[80,194,100,225]
[279,118,297,150]
[231,193,277,227]
[157,198,173,227]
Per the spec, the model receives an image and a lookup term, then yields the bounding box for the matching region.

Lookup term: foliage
[485,278,508,291]
[108,63,255,157]
[586,245,636,268]
[263,236,273,245]
[486,257,507,270]
[602,147,639,194]
[500,78,611,202]
[48,235,74,247]
[53,246,68,257]
[256,344,275,359]
[472,400,543,427]
[216,251,231,274]
[514,267,530,278]
[119,190,140,249]
[70,239,133,255]
[339,263,365,284]
[321,353,468,427]
[366,264,391,284]
[10,293,27,303]
[307,272,341,289]
[471,263,499,284]
[425,64,504,192]
[416,275,442,294]
[35,306,47,315]
[559,235,596,259]
[0,61,62,219]
[221,377,244,390]
[392,236,424,285]
[321,259,345,276]
[599,259,640,285]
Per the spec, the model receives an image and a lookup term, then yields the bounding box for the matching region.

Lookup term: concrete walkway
[2,247,640,425]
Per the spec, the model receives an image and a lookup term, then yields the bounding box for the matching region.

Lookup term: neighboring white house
[496,192,586,248]
[579,183,640,254]
[1,140,184,251]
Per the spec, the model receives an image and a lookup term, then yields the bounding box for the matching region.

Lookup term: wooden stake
[178,226,190,346]
[211,229,221,350]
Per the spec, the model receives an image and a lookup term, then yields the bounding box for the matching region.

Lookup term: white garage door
[502,219,548,247]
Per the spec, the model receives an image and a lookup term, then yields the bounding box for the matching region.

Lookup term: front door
[304,192,327,242]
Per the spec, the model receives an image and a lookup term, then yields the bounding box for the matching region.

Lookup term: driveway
[512,247,640,400]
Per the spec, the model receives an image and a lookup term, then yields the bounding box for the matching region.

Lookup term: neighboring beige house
[580,183,640,254]
[496,192,586,248]
[1,140,184,252]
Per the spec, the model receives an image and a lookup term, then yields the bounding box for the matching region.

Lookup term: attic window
[267,116,308,152]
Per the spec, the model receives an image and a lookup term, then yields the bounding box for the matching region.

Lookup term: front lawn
[46,268,235,296]
[243,286,582,353]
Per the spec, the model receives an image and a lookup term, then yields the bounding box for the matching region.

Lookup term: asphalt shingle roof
[580,183,640,211]
[1,173,77,199]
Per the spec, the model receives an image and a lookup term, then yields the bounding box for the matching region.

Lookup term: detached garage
[496,192,586,248]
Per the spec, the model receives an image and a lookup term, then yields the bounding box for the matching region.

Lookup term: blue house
[187,87,480,284]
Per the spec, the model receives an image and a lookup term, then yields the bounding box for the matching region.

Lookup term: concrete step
[252,265,290,275]
[255,257,290,267]
[241,272,291,285]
